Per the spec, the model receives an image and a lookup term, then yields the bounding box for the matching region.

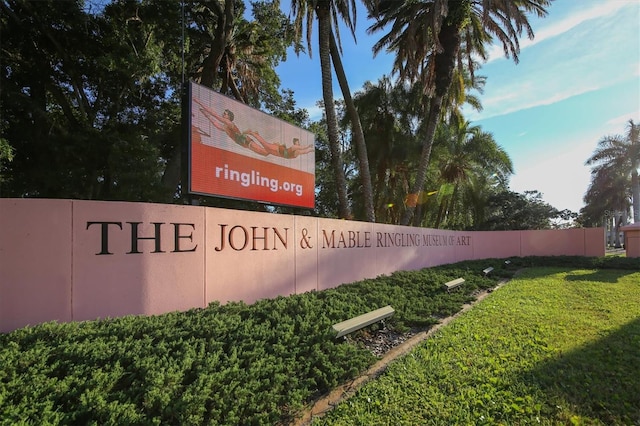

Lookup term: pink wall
[205,208,296,304]
[621,223,640,258]
[471,231,521,259]
[73,201,206,320]
[0,199,73,332]
[584,227,606,257]
[0,199,604,332]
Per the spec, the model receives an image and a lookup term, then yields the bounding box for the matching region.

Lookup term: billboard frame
[183,81,315,209]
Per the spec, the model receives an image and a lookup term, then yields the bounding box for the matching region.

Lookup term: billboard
[187,82,315,208]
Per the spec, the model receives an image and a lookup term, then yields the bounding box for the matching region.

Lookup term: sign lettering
[86,221,198,255]
[214,224,289,252]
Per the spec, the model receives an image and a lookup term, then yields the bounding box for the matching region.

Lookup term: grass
[312,267,640,425]
[605,248,626,257]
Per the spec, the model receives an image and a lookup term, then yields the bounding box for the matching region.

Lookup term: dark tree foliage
[473,190,560,231]
[312,114,342,219]
[581,119,639,226]
[1,0,181,200]
[1,0,300,205]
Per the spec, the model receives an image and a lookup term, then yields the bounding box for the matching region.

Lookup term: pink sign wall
[0,199,605,333]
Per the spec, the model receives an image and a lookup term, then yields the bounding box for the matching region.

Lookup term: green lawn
[313,267,640,425]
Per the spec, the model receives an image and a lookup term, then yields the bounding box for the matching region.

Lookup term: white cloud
[470,83,601,121]
[606,112,640,127]
[510,143,595,212]
[602,112,640,137]
[485,0,633,63]
[305,104,324,122]
[471,16,638,121]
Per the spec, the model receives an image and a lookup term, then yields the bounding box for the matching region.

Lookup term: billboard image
[187,82,315,208]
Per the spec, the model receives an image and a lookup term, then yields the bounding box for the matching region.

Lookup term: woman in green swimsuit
[194,99,268,156]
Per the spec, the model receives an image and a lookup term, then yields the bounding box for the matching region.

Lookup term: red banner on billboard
[187,82,315,208]
[191,143,315,208]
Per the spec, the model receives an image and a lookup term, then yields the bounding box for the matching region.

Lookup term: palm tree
[442,67,486,129]
[585,119,640,223]
[351,73,487,225]
[365,0,550,226]
[290,0,375,221]
[351,76,421,223]
[329,30,375,221]
[430,120,513,228]
[582,165,629,247]
[190,1,294,105]
[409,66,488,226]
[464,171,510,229]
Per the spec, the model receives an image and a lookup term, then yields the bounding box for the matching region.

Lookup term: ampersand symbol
[300,228,313,249]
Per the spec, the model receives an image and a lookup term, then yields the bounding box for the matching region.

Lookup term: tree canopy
[582,119,639,225]
[1,0,297,202]
[1,0,565,231]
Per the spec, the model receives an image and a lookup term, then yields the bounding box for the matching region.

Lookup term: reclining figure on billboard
[194,99,268,156]
[243,131,314,159]
[195,99,313,159]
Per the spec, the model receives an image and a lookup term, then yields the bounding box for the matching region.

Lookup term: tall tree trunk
[632,167,639,223]
[400,93,439,226]
[434,197,447,228]
[329,29,375,222]
[400,14,462,226]
[200,0,234,88]
[614,213,623,248]
[374,161,387,219]
[162,0,234,202]
[318,7,351,219]
[161,142,182,201]
[446,183,460,227]
[629,120,639,223]
[610,216,616,247]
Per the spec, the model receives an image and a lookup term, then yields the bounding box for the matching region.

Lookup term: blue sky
[275,0,640,215]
